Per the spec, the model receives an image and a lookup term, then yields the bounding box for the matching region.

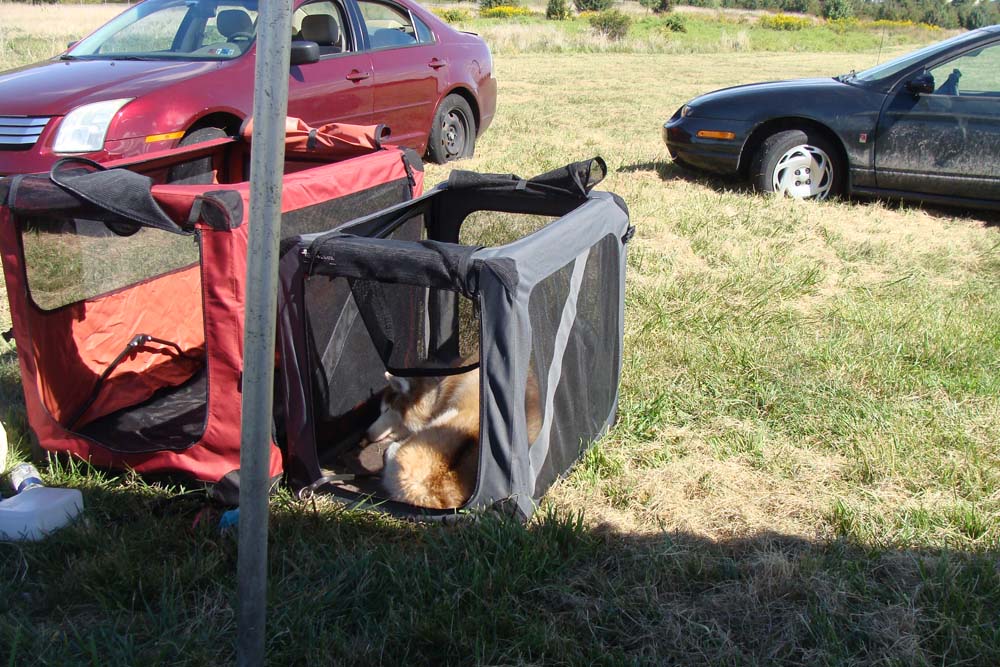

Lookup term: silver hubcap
[441,110,467,159]
[771,144,833,200]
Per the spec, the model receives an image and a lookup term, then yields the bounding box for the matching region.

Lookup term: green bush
[546,0,572,20]
[822,0,853,21]
[782,0,820,14]
[660,13,687,32]
[589,9,631,40]
[639,0,675,14]
[574,0,614,13]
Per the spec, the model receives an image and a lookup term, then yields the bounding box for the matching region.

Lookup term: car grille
[0,116,51,150]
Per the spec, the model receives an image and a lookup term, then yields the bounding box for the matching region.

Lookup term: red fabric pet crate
[0,122,422,501]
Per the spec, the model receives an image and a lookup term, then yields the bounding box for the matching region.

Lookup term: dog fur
[365,361,542,509]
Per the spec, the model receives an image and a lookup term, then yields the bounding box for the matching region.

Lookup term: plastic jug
[0,465,83,541]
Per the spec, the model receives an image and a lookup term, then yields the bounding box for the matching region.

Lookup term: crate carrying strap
[446,156,607,198]
[66,333,195,430]
[48,157,189,236]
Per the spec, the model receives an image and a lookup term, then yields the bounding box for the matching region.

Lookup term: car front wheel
[750,129,842,201]
[427,94,476,164]
[167,126,229,184]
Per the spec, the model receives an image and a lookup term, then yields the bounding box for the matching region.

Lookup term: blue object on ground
[219,508,240,531]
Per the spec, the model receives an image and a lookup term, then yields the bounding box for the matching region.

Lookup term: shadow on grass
[619,159,750,196]
[862,196,1000,226]
[0,346,27,437]
[622,159,1000,225]
[1,474,996,667]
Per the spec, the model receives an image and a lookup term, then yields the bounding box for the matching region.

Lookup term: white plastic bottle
[0,464,83,541]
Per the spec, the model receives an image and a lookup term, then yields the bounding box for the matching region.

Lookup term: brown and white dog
[365,361,542,509]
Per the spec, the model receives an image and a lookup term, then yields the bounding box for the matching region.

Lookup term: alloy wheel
[770,144,833,200]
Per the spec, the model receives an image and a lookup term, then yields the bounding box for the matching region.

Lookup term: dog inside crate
[297,210,558,510]
[279,156,629,516]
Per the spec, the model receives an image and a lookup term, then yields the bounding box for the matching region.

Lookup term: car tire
[751,129,842,201]
[427,94,476,164]
[167,126,229,184]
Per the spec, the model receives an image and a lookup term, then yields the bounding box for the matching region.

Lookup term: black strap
[49,158,189,235]
[67,333,192,430]
[447,156,607,199]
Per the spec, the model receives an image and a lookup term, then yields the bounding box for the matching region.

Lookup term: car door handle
[346,70,371,82]
[428,59,447,70]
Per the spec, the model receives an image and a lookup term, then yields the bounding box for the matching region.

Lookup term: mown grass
[1,8,998,667]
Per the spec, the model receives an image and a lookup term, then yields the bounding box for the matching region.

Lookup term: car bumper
[662,114,752,175]
[476,75,498,136]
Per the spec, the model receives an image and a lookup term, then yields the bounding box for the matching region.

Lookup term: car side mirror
[66,40,78,50]
[290,41,320,66]
[905,72,934,97]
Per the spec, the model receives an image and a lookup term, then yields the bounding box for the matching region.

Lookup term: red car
[0,0,497,176]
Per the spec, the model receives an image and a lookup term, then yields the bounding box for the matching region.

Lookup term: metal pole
[237,0,293,665]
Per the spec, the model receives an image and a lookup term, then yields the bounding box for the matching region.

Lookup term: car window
[201,5,260,46]
[69,0,258,61]
[414,15,434,44]
[852,31,984,83]
[929,42,1000,96]
[357,0,419,49]
[95,5,189,54]
[292,1,352,54]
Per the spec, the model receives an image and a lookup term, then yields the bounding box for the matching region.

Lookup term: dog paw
[383,440,403,464]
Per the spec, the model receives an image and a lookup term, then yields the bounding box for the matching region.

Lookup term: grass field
[1,4,998,665]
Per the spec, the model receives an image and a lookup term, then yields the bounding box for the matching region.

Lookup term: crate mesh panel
[281,178,411,240]
[530,234,621,498]
[19,216,198,311]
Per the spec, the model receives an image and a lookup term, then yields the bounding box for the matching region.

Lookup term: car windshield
[848,30,983,83]
[67,0,258,61]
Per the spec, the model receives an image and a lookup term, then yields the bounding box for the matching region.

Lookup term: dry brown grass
[0,2,123,68]
[427,52,998,557]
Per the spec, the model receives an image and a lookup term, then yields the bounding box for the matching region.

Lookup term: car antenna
[875,26,887,66]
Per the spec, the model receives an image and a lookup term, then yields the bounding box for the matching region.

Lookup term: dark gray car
[663,25,1000,210]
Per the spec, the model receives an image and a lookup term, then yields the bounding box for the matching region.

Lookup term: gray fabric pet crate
[276,158,632,520]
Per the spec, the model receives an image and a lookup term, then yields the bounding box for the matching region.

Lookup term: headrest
[371,28,414,48]
[301,14,339,46]
[217,9,253,38]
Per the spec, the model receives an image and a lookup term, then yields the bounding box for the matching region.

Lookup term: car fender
[438,54,496,135]
[104,61,252,146]
[737,103,881,189]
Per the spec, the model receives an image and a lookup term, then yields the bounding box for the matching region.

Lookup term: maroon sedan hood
[0,58,227,117]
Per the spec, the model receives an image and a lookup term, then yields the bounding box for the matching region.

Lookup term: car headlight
[680,105,695,118]
[52,98,133,153]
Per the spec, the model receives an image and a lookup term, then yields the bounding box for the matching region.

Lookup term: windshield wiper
[59,54,80,61]
[837,69,857,82]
